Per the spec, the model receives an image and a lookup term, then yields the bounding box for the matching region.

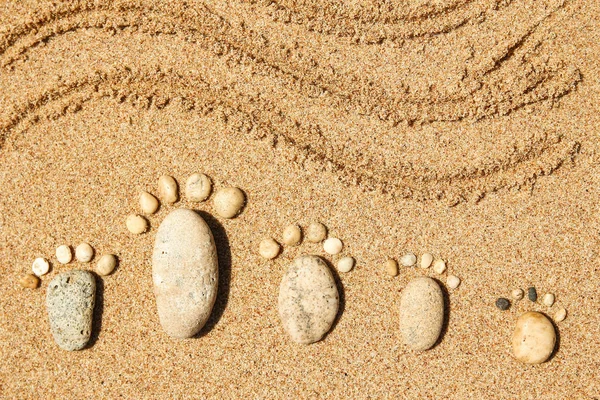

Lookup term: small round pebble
[213,187,245,219]
[185,173,212,202]
[126,214,148,234]
[511,288,524,301]
[139,191,159,214]
[306,222,327,243]
[432,259,447,274]
[55,245,72,264]
[385,259,399,277]
[158,175,179,204]
[337,257,355,273]
[20,273,40,289]
[32,258,50,276]
[528,287,538,302]
[447,275,461,289]
[323,238,343,255]
[543,293,555,307]
[96,254,118,276]
[75,243,94,263]
[259,238,281,259]
[496,297,511,310]
[554,307,567,322]
[282,224,302,246]
[400,253,416,267]
[420,253,433,269]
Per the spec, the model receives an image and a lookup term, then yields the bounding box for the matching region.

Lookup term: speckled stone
[152,209,218,339]
[158,175,179,204]
[512,311,556,364]
[278,255,339,344]
[528,287,538,302]
[496,298,511,310]
[399,277,444,351]
[46,270,96,351]
[185,173,212,202]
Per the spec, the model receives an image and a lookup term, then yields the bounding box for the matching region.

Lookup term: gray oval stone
[399,276,444,351]
[278,255,339,344]
[46,270,96,351]
[152,208,218,338]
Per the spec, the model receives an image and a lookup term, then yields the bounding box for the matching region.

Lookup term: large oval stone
[152,208,218,338]
[512,311,556,364]
[278,255,339,344]
[46,270,96,351]
[399,277,444,351]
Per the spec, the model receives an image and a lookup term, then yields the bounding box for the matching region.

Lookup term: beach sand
[1,0,599,398]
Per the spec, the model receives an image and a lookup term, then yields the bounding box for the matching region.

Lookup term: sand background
[0,0,599,398]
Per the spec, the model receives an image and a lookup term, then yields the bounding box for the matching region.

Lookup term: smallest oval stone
[385,259,399,277]
[433,259,446,274]
[126,214,148,234]
[96,254,118,276]
[158,175,179,204]
[20,273,40,289]
[306,222,327,243]
[420,253,433,269]
[213,187,245,218]
[32,258,50,276]
[282,224,302,246]
[56,245,72,264]
[75,243,94,263]
[400,253,416,267]
[140,191,159,214]
[496,298,510,310]
[543,293,555,307]
[259,238,281,259]
[511,288,524,301]
[185,173,212,202]
[447,275,460,289]
[554,307,567,322]
[337,257,355,273]
[323,238,343,255]
[528,287,538,302]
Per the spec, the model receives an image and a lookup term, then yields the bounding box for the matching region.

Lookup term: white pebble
[337,257,355,273]
[55,245,72,264]
[75,243,94,263]
[543,293,555,307]
[447,275,461,289]
[400,253,417,267]
[282,224,302,246]
[213,187,245,218]
[96,254,118,276]
[420,253,433,269]
[323,238,343,255]
[554,307,567,322]
[32,258,50,276]
[126,214,148,234]
[158,175,179,204]
[511,288,524,301]
[185,173,212,202]
[433,259,447,274]
[306,222,327,243]
[259,238,281,259]
[139,191,159,214]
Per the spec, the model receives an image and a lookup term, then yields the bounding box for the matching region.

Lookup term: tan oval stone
[512,311,556,364]
[278,255,339,344]
[140,191,160,214]
[213,187,245,219]
[152,209,218,338]
[158,175,179,204]
[399,277,444,351]
[185,173,212,202]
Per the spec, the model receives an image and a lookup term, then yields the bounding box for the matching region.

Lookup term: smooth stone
[213,187,245,219]
[543,293,555,307]
[447,275,460,289]
[306,222,327,243]
[185,173,212,202]
[511,288,524,301]
[554,307,567,322]
[420,253,433,269]
[278,255,339,344]
[152,209,218,338]
[323,237,343,255]
[20,273,40,289]
[46,270,96,351]
[400,253,416,267]
[336,256,355,273]
[126,214,148,234]
[433,259,446,274]
[385,259,399,276]
[282,224,302,246]
[528,287,538,302]
[512,311,556,364]
[32,258,50,276]
[75,243,94,263]
[55,245,72,264]
[96,254,117,276]
[399,277,444,351]
[496,298,511,310]
[158,175,179,204]
[259,238,281,259]
[140,191,160,214]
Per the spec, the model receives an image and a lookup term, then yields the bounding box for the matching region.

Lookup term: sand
[0,0,599,398]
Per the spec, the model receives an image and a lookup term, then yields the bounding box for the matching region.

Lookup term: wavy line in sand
[0,0,581,127]
[0,67,580,204]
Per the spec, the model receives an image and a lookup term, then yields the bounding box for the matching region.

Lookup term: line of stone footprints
[22,174,567,365]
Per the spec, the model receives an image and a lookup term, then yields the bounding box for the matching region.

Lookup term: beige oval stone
[96,254,118,276]
[140,191,159,214]
[512,311,556,364]
[213,187,245,219]
[278,255,339,344]
[420,253,433,269]
[186,173,212,202]
[126,214,148,234]
[306,222,327,243]
[158,175,179,204]
[259,238,281,259]
[385,259,399,277]
[282,224,302,246]
[152,209,218,338]
[399,277,444,351]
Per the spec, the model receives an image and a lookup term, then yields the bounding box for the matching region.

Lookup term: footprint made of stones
[496,286,567,364]
[128,174,245,339]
